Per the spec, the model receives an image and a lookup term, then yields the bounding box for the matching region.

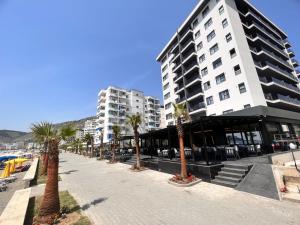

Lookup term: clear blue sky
[0,0,299,132]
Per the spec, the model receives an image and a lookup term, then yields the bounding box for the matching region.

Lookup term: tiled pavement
[59,153,300,225]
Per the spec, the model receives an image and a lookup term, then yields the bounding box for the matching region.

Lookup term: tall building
[96,86,161,144]
[157,0,299,125]
[83,119,97,137]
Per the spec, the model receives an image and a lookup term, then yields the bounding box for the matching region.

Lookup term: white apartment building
[83,119,97,137]
[157,0,299,125]
[75,129,84,140]
[96,86,161,144]
[159,105,167,129]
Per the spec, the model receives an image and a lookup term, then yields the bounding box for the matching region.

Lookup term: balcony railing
[189,102,206,112]
[181,38,194,52]
[187,89,203,99]
[292,59,299,66]
[174,84,184,93]
[186,74,200,84]
[184,62,199,74]
[265,93,300,105]
[288,49,295,57]
[176,97,186,104]
[260,76,300,93]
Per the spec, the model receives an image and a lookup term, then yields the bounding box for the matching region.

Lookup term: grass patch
[27,191,92,225]
[35,160,61,185]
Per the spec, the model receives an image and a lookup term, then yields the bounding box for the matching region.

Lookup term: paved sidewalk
[59,153,300,225]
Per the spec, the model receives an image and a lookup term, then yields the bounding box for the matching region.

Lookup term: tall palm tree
[111,125,121,162]
[127,114,142,170]
[31,121,54,175]
[172,103,190,179]
[31,123,75,224]
[83,134,94,157]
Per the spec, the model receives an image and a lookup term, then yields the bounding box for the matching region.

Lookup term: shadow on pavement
[70,197,108,212]
[59,170,78,175]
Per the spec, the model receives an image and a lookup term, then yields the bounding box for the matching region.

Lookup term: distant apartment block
[83,119,97,137]
[96,86,161,144]
[157,0,299,125]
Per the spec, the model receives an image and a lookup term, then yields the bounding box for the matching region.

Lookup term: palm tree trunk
[91,141,94,157]
[179,134,188,178]
[37,139,60,224]
[112,141,116,162]
[42,153,49,175]
[135,130,141,169]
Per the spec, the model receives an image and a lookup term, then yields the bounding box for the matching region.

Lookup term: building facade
[83,119,97,137]
[157,0,299,125]
[96,86,161,144]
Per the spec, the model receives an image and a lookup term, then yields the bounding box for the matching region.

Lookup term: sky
[0,0,299,132]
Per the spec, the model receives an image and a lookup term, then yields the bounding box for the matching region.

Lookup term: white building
[75,129,84,140]
[96,86,161,144]
[83,119,97,137]
[157,0,299,125]
[159,105,167,129]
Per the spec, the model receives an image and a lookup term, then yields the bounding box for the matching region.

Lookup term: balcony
[185,75,201,87]
[250,47,293,70]
[284,39,291,48]
[189,102,206,115]
[292,59,299,67]
[172,63,182,74]
[254,61,298,83]
[260,76,300,95]
[176,96,186,104]
[265,93,300,110]
[187,89,204,101]
[243,21,284,48]
[288,49,295,58]
[174,84,184,94]
[184,62,199,76]
[173,73,183,83]
[179,29,193,44]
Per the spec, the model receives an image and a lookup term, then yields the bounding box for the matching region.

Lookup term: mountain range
[0,116,96,144]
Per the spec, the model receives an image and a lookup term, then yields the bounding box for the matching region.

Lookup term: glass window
[203,81,211,90]
[204,18,213,30]
[163,83,169,90]
[207,30,216,42]
[219,5,224,15]
[199,54,206,63]
[165,103,171,110]
[230,48,236,58]
[239,82,246,93]
[234,64,241,75]
[201,67,208,76]
[210,43,219,55]
[162,65,168,72]
[219,89,230,101]
[164,92,170,100]
[197,42,203,51]
[244,104,251,109]
[216,73,226,84]
[195,30,201,39]
[222,19,228,28]
[192,19,199,29]
[163,73,168,81]
[202,6,210,18]
[213,57,222,69]
[206,96,214,105]
[226,33,232,42]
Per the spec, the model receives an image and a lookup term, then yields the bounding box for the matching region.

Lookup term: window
[202,6,210,18]
[207,30,216,42]
[239,83,247,93]
[162,56,167,64]
[223,109,233,115]
[230,48,236,58]
[165,103,171,110]
[204,18,213,30]
[219,5,224,15]
[244,104,251,109]
[163,83,169,91]
[203,81,211,90]
[234,64,241,75]
[199,54,206,63]
[201,67,208,77]
[163,73,168,81]
[219,89,230,101]
[213,57,222,69]
[206,96,214,105]
[195,30,201,39]
[210,43,219,55]
[222,19,228,28]
[226,33,232,42]
[164,92,170,100]
[216,0,220,3]
[166,113,172,120]
[192,19,199,29]
[197,42,203,51]
[162,65,168,72]
[216,73,226,84]
[136,99,139,102]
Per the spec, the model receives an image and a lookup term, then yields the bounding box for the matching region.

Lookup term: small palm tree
[172,103,190,179]
[83,134,94,157]
[111,125,121,162]
[73,138,82,154]
[127,114,142,170]
[31,121,54,175]
[31,123,75,224]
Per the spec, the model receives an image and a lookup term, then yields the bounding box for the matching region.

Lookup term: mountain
[0,116,96,144]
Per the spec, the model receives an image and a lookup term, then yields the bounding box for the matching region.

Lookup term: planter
[168,178,202,187]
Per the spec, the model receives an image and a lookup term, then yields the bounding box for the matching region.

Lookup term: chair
[247,145,257,156]
[225,146,239,160]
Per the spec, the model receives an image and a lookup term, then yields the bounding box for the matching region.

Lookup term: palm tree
[31,122,54,175]
[31,123,75,224]
[99,130,104,159]
[83,134,94,157]
[111,125,121,162]
[73,138,82,154]
[127,114,142,170]
[172,103,190,179]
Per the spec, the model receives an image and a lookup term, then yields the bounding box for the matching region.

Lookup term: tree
[172,103,190,179]
[73,138,82,154]
[31,123,75,224]
[31,122,54,175]
[127,114,142,170]
[99,130,104,159]
[83,134,94,157]
[111,125,121,162]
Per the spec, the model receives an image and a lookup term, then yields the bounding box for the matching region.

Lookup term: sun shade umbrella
[0,163,11,178]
